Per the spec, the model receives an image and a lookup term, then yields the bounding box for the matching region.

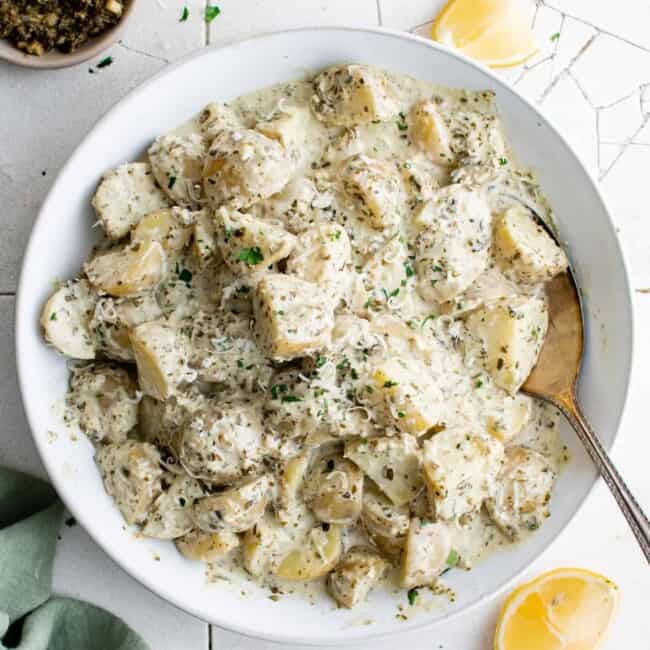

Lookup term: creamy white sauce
[54,65,568,611]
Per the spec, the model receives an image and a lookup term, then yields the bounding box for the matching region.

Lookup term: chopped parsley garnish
[474,379,483,389]
[498,157,508,166]
[49,312,57,321]
[407,588,418,606]
[281,395,302,403]
[179,497,186,507]
[270,384,288,399]
[205,5,221,22]
[550,32,560,42]
[383,380,398,388]
[350,368,359,380]
[446,549,459,567]
[237,359,245,368]
[397,121,408,131]
[168,176,177,189]
[421,314,437,328]
[178,268,192,284]
[398,411,406,418]
[404,262,415,278]
[238,247,264,266]
[97,56,113,69]
[329,230,343,241]
[179,6,189,21]
[315,355,327,368]
[236,285,250,294]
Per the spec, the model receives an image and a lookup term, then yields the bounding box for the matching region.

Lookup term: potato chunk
[409,101,455,166]
[192,475,271,533]
[148,134,205,207]
[276,452,311,525]
[95,441,163,526]
[311,65,397,127]
[345,435,422,506]
[252,273,335,361]
[400,518,451,589]
[68,363,138,444]
[370,358,445,436]
[215,208,296,274]
[197,101,241,141]
[303,454,363,525]
[485,446,556,540]
[84,241,166,297]
[256,106,309,152]
[342,155,402,233]
[242,513,294,576]
[423,429,504,521]
[130,320,189,400]
[464,296,549,393]
[285,223,351,301]
[329,546,388,608]
[92,162,170,240]
[177,401,263,484]
[361,484,410,562]
[494,205,568,283]
[191,208,219,268]
[415,186,491,303]
[176,528,240,562]
[40,279,96,359]
[203,128,294,210]
[90,293,163,362]
[142,475,205,540]
[482,391,533,443]
[274,524,342,581]
[131,208,192,255]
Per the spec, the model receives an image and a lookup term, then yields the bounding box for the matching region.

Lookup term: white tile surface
[2,1,650,649]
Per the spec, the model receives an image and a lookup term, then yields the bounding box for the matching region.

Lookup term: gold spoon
[522,271,650,561]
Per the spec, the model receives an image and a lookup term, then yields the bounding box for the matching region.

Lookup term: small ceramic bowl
[0,0,136,69]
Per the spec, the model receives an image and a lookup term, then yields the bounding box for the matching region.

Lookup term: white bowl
[15,27,634,645]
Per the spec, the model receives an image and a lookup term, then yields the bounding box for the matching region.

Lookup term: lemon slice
[432,0,538,68]
[494,568,619,650]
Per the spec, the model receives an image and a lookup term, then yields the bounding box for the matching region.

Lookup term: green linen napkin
[0,467,149,650]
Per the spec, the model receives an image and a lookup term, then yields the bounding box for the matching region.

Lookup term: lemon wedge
[432,0,538,68]
[494,568,619,650]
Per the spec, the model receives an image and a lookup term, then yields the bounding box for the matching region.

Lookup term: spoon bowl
[523,271,650,561]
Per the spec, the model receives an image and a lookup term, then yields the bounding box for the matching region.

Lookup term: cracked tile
[540,74,598,176]
[599,143,622,173]
[121,0,205,58]
[208,0,377,47]
[641,84,650,116]
[528,3,563,68]
[544,0,650,50]
[599,91,643,144]
[550,15,597,80]
[571,32,650,107]
[379,0,446,30]
[513,57,555,101]
[633,118,650,144]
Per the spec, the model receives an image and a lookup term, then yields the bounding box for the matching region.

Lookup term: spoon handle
[560,397,650,563]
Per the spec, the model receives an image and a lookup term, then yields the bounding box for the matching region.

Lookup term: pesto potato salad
[41,65,569,609]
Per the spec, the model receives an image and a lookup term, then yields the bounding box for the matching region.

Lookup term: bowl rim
[0,0,136,69]
[15,25,636,645]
